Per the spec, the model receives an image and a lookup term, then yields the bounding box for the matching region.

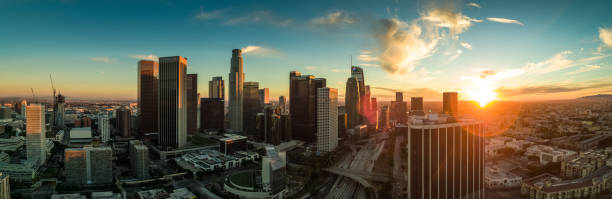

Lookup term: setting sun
[467,78,498,107]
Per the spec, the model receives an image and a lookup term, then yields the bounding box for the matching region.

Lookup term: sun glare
[467,78,498,107]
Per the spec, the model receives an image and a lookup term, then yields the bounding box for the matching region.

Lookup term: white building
[505,139,532,152]
[316,87,338,153]
[100,117,111,143]
[540,148,577,165]
[484,167,522,189]
[26,104,46,166]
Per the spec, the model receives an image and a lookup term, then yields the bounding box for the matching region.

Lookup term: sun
[467,78,497,107]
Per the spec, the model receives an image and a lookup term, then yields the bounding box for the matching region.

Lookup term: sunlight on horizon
[466,77,498,108]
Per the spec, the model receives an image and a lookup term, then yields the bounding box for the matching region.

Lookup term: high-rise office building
[390,92,408,122]
[351,66,367,122]
[116,107,131,137]
[243,82,260,135]
[137,60,159,135]
[396,92,403,102]
[186,74,198,134]
[403,119,484,199]
[411,97,425,116]
[278,96,286,113]
[64,146,113,185]
[158,56,188,148]
[337,106,347,138]
[345,77,361,128]
[367,97,378,132]
[20,99,27,118]
[256,105,283,145]
[0,172,10,199]
[289,71,326,143]
[259,88,269,109]
[229,49,245,132]
[55,94,65,128]
[316,88,338,153]
[443,92,459,116]
[379,105,390,129]
[100,117,110,143]
[209,76,224,99]
[129,140,149,179]
[200,98,225,133]
[26,104,46,166]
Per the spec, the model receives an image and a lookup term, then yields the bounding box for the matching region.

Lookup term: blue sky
[1,0,611,102]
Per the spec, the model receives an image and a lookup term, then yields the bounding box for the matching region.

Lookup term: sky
[1,0,611,102]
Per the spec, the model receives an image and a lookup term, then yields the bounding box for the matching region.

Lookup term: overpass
[324,167,392,183]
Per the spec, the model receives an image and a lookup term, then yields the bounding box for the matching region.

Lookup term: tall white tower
[316,88,338,153]
[228,49,244,132]
[26,104,46,166]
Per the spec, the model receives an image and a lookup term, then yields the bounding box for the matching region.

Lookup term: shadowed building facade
[345,77,361,128]
[404,120,485,199]
[186,74,198,134]
[209,76,224,99]
[290,71,326,143]
[116,107,131,137]
[228,49,244,132]
[243,82,260,136]
[158,56,187,148]
[410,97,425,116]
[201,98,225,133]
[443,92,459,116]
[137,60,158,136]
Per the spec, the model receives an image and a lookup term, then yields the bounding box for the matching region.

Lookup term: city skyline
[1,0,611,103]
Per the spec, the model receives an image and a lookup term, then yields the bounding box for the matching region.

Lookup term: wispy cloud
[487,17,524,26]
[460,42,472,50]
[129,54,158,61]
[566,65,601,75]
[304,66,317,71]
[467,2,481,8]
[241,45,281,57]
[195,6,224,20]
[90,56,113,63]
[310,11,356,27]
[599,27,612,47]
[496,81,612,97]
[226,11,293,27]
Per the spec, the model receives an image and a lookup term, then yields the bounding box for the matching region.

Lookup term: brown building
[186,74,198,134]
[158,56,187,148]
[200,98,224,133]
[137,60,159,136]
[116,107,131,137]
[290,71,325,143]
[443,92,458,115]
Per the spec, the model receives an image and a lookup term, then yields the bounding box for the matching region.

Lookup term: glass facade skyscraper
[158,56,187,148]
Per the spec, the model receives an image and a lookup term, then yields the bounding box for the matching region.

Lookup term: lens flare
[467,77,497,107]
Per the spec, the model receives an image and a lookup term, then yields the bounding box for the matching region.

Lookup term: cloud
[129,54,158,61]
[305,66,317,71]
[226,11,293,26]
[525,51,573,73]
[310,11,356,27]
[487,17,524,26]
[460,42,472,49]
[90,56,113,63]
[195,6,224,20]
[566,65,601,75]
[467,2,481,8]
[599,27,612,47]
[240,45,281,57]
[363,5,479,75]
[446,49,463,64]
[496,81,612,97]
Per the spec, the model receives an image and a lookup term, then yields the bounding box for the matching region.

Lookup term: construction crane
[30,88,36,103]
[50,74,56,99]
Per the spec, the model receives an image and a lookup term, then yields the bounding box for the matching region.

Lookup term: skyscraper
[367,97,378,132]
[396,92,403,102]
[55,94,65,128]
[278,96,286,113]
[390,92,408,122]
[137,60,159,135]
[443,92,459,116]
[158,56,188,148]
[351,66,367,122]
[379,105,389,129]
[345,77,361,128]
[411,97,425,116]
[289,72,326,143]
[20,99,27,118]
[200,98,224,133]
[259,88,269,109]
[116,107,131,137]
[26,104,46,166]
[316,88,338,153]
[209,76,224,99]
[229,49,244,132]
[404,120,484,199]
[100,116,110,143]
[186,74,198,134]
[64,146,113,185]
[243,82,260,135]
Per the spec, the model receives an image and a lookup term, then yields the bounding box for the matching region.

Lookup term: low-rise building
[0,160,37,183]
[0,136,25,152]
[484,167,522,189]
[91,192,122,199]
[177,149,259,172]
[137,189,168,199]
[521,164,612,199]
[562,149,610,179]
[169,188,196,199]
[540,148,576,165]
[50,194,86,199]
[505,139,532,152]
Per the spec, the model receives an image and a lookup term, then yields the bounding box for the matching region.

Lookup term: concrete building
[26,104,46,166]
[116,107,131,137]
[562,149,610,179]
[158,56,188,148]
[521,164,612,199]
[69,127,93,144]
[100,117,111,143]
[402,118,485,199]
[316,88,338,153]
[0,160,37,183]
[484,167,522,189]
[186,73,198,134]
[55,94,65,128]
[0,172,10,199]
[91,192,122,199]
[137,60,159,135]
[259,88,269,108]
[209,76,224,99]
[129,140,149,179]
[64,146,113,185]
[229,49,245,132]
[51,194,86,199]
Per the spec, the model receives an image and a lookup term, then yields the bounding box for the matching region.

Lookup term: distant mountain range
[578,94,612,100]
